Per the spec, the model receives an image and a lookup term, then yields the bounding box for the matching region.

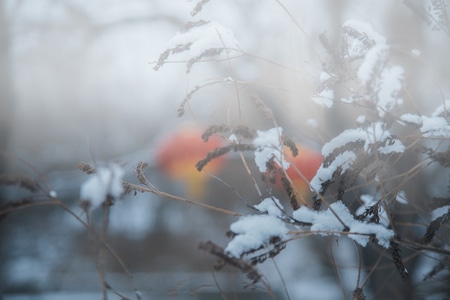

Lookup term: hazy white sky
[4,0,449,172]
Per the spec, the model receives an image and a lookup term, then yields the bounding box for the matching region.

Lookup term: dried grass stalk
[0,174,41,193]
[77,162,96,174]
[135,162,148,185]
[196,144,256,171]
[423,212,449,244]
[198,240,262,284]
[391,241,409,283]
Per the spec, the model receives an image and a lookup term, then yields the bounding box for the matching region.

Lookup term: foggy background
[1,0,449,299]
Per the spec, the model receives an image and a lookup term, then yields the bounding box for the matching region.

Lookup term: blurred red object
[285,145,323,193]
[155,124,226,198]
[266,144,323,203]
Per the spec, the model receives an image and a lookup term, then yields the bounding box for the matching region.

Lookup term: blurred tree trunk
[0,2,13,174]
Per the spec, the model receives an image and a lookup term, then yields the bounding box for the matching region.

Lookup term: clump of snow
[431,205,450,221]
[307,118,318,128]
[252,127,289,172]
[167,21,239,58]
[310,151,357,192]
[254,197,284,217]
[225,214,288,258]
[319,71,333,82]
[366,122,405,154]
[357,194,375,210]
[400,113,422,125]
[321,128,366,158]
[294,201,393,248]
[343,20,387,45]
[411,49,421,56]
[311,123,404,192]
[341,97,353,104]
[431,99,450,117]
[80,164,124,208]
[356,115,366,124]
[356,194,390,226]
[420,116,450,138]
[400,114,450,138]
[365,122,387,146]
[396,191,408,205]
[374,134,404,155]
[357,44,390,86]
[348,221,393,248]
[376,65,404,117]
[347,22,404,118]
[229,133,238,143]
[312,89,334,108]
[343,20,386,58]
[224,77,235,83]
[322,123,404,156]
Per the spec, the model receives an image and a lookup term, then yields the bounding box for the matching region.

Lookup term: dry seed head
[391,241,409,283]
[250,94,273,119]
[283,135,299,157]
[77,162,96,174]
[312,195,322,210]
[1,198,34,212]
[280,175,300,210]
[181,20,210,32]
[423,212,449,244]
[202,124,231,142]
[190,0,211,16]
[198,240,262,284]
[154,43,193,71]
[428,197,450,210]
[0,174,42,193]
[186,48,224,73]
[232,125,256,140]
[196,144,255,171]
[135,162,148,184]
[423,261,446,282]
[178,85,201,117]
[353,287,366,300]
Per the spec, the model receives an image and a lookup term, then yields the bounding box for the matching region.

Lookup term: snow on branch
[80,164,124,209]
[400,113,450,138]
[252,127,289,173]
[293,201,394,248]
[375,65,405,117]
[254,197,284,217]
[224,214,288,259]
[432,99,450,118]
[343,19,386,59]
[315,19,405,114]
[312,88,334,108]
[311,122,404,194]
